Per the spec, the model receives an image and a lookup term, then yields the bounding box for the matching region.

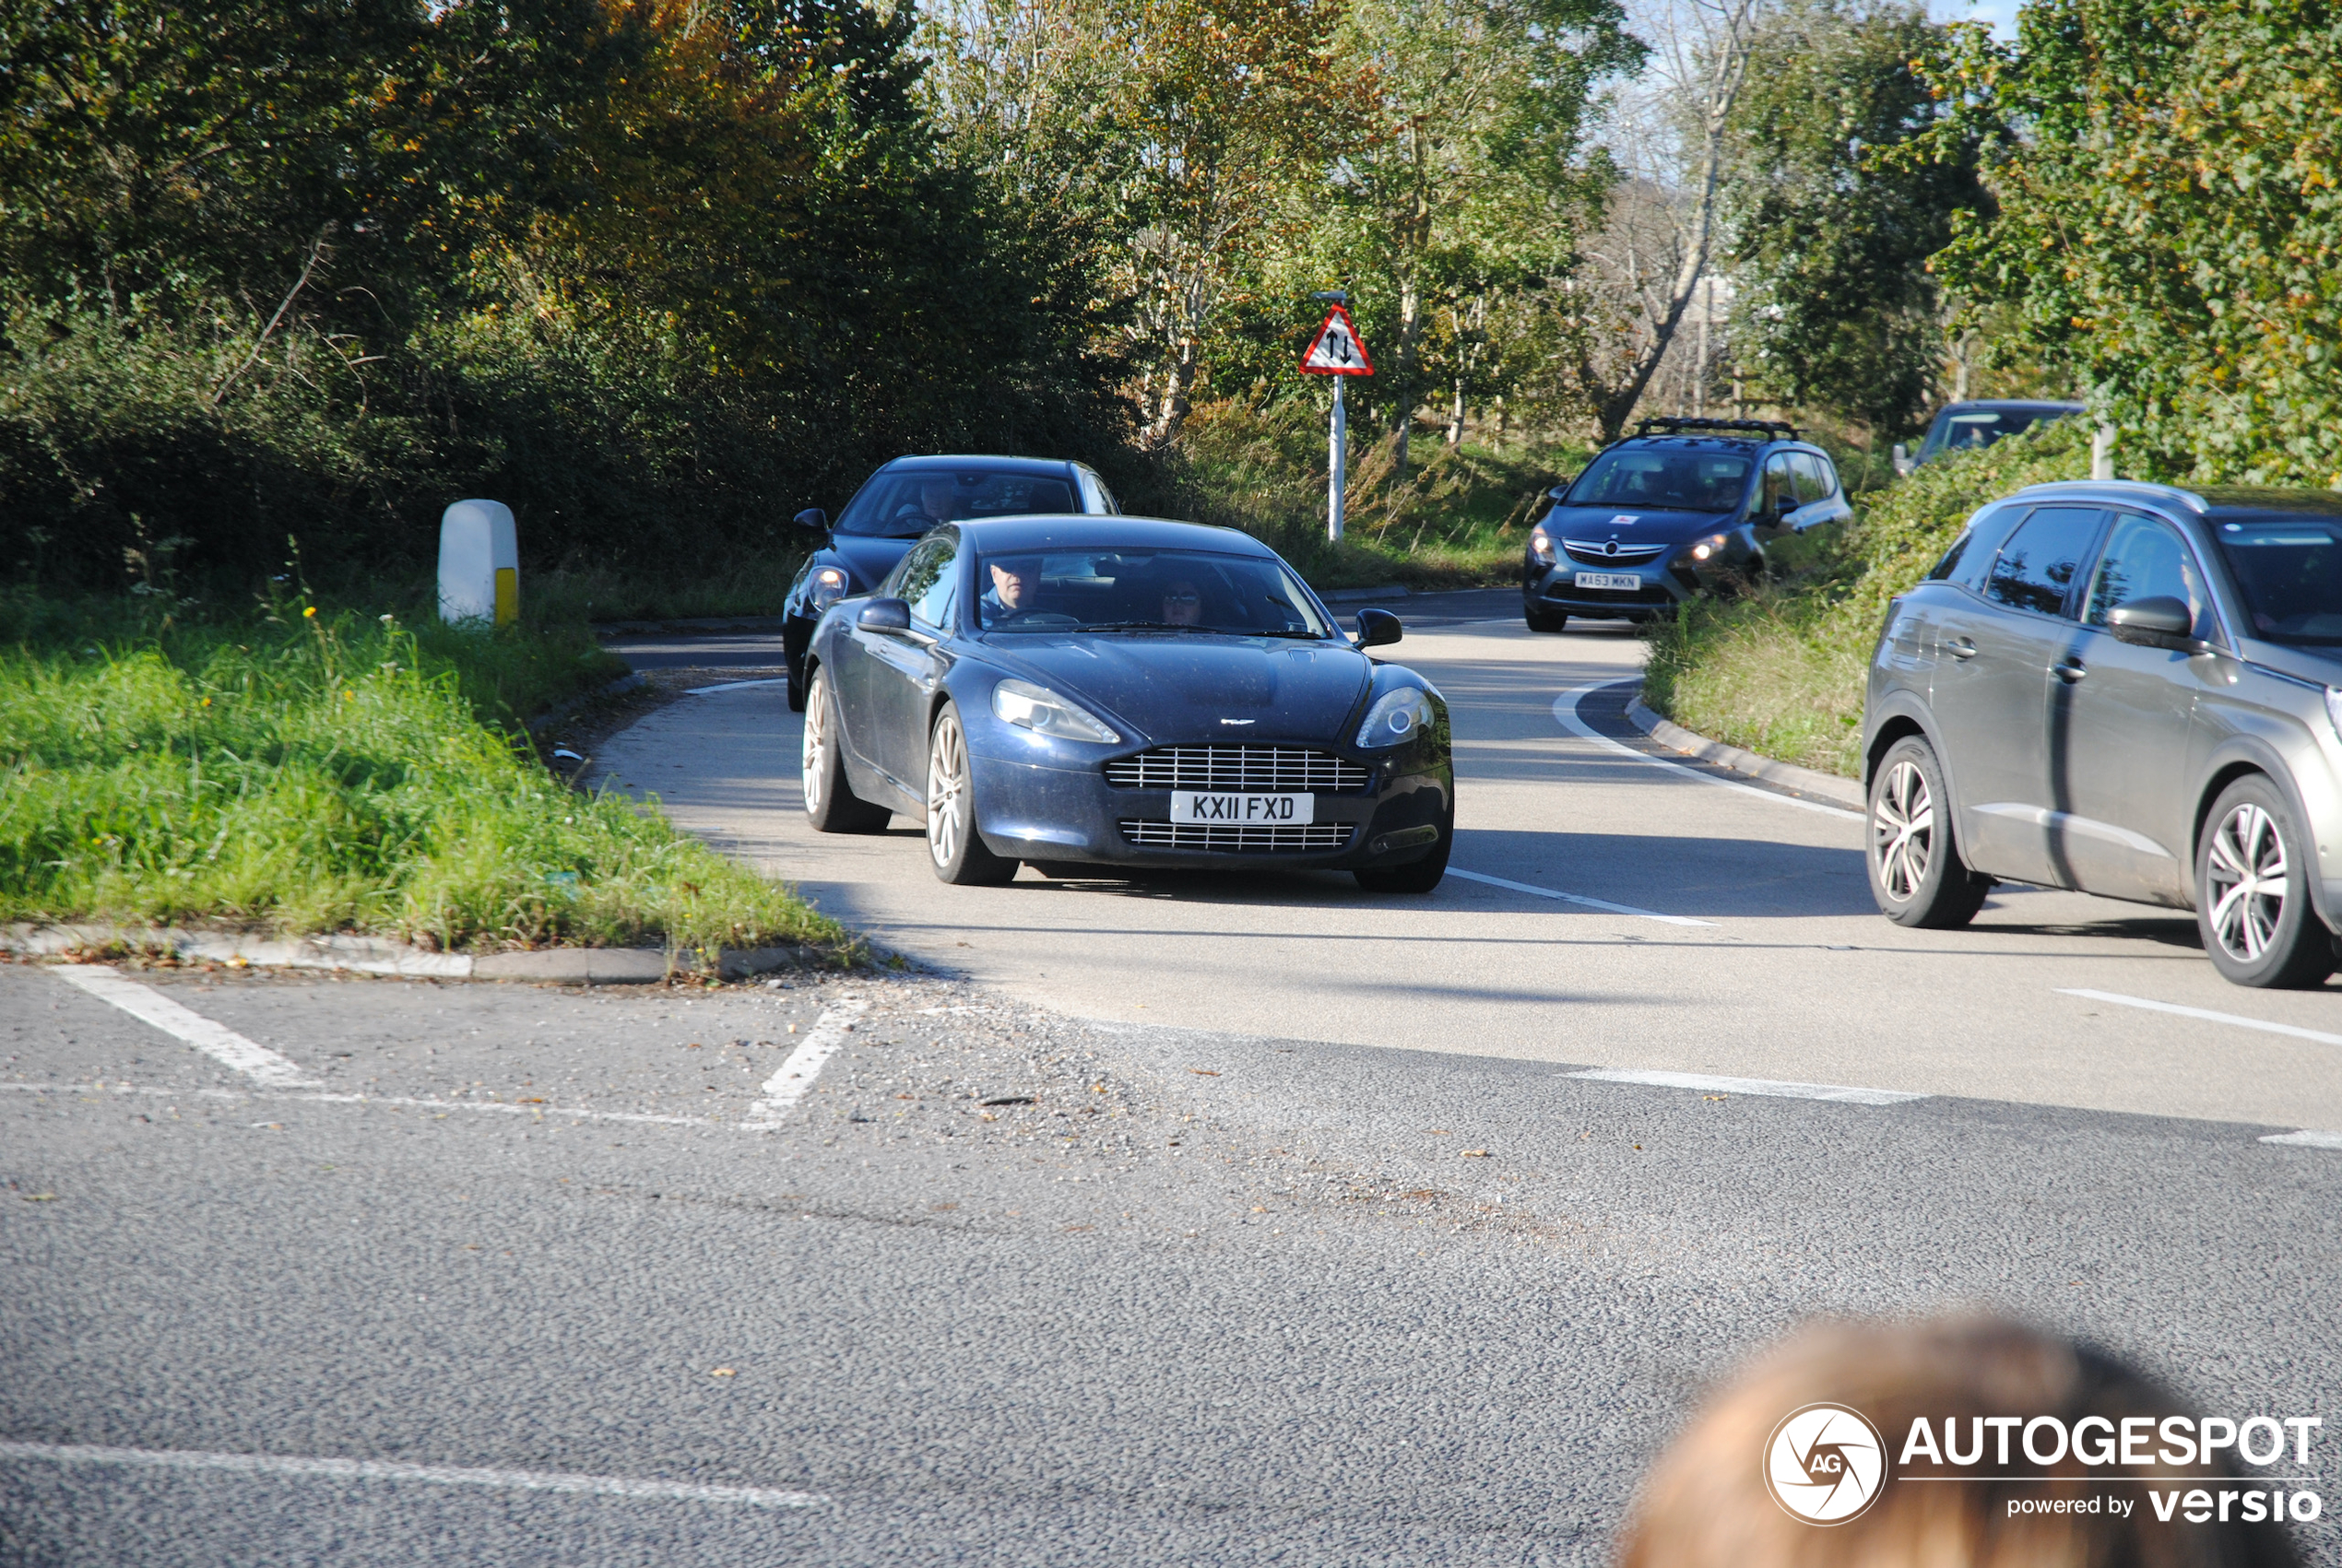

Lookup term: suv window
[2084,514,2217,642]
[1762,454,1796,511]
[1791,453,1835,502]
[1562,447,1752,511]
[1985,506,2103,618]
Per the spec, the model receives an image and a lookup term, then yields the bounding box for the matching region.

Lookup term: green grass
[1640,419,2098,778]
[1172,396,1585,591]
[0,586,849,958]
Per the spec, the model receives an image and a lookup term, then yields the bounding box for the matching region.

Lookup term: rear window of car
[1983,506,2104,617]
[2213,514,2342,645]
[835,468,1079,537]
[1927,505,2024,591]
[1562,448,1752,512]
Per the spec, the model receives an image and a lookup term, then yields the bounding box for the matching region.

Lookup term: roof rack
[1630,416,1800,442]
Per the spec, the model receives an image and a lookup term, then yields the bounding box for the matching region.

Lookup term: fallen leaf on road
[1461,1149,1491,1158]
[1251,1205,1268,1213]
[710,1367,737,1377]
[21,1193,57,1202]
[518,1097,545,1104]
[930,1202,958,1212]
[1189,1069,1220,1077]
[1062,1224,1094,1232]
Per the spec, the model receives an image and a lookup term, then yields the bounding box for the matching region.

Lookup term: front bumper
[1521,546,1758,620]
[967,750,1452,870]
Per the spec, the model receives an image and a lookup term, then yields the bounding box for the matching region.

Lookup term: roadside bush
[1642,418,2091,776]
[0,596,845,954]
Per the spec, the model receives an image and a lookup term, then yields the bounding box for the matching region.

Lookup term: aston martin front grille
[1119,819,1356,853]
[1562,540,1667,566]
[1105,746,1369,793]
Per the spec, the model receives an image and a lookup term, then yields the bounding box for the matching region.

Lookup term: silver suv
[1862,480,2342,987]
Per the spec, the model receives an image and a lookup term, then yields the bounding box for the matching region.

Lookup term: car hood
[980,635,1375,744]
[828,532,922,589]
[2240,640,2342,689]
[1542,504,1739,547]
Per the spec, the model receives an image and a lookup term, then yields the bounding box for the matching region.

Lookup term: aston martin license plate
[1168,791,1315,824]
[1573,571,1641,591]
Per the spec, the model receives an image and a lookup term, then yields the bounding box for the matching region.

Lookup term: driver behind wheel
[980,557,1045,625]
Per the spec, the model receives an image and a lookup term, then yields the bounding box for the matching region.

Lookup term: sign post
[1299,296,1374,543]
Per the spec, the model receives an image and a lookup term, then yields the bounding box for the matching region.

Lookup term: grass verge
[1641,419,2096,778]
[0,586,849,958]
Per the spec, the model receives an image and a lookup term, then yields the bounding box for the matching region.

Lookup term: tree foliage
[1923,0,2342,484]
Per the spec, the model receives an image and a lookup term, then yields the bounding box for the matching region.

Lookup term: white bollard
[2091,426,2117,482]
[438,501,518,626]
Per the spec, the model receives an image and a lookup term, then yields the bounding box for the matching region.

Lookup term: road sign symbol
[1300,305,1374,375]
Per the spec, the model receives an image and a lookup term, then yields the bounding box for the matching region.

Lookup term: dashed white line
[2261,1129,2342,1150]
[1567,1067,1931,1105]
[1552,681,1864,820]
[1447,867,1714,927]
[684,677,791,696]
[2057,988,2342,1048]
[747,999,869,1125]
[50,967,320,1087]
[0,1441,826,1509]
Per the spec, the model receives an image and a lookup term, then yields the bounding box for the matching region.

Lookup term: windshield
[974,548,1334,638]
[2214,517,2342,645]
[1917,407,2069,462]
[835,468,1078,537]
[1562,448,1752,512]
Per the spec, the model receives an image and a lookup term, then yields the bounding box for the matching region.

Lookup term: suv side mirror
[795,507,830,533]
[1548,482,1573,501]
[1354,608,1402,648]
[1891,442,1912,477]
[858,597,911,631]
[2107,595,2197,649]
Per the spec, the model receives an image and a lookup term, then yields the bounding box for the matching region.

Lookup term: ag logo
[1763,1403,1887,1525]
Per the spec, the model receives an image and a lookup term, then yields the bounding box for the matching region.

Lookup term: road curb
[1621,697,1867,811]
[2,925,823,984]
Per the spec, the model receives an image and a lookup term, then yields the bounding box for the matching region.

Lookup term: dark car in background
[1893,399,2087,475]
[798,515,1454,893]
[780,454,1120,708]
[1862,480,2342,987]
[1520,417,1852,632]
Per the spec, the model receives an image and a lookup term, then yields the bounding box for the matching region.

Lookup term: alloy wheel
[928,712,967,868]
[2206,802,2288,962]
[1871,759,1934,902]
[801,677,830,816]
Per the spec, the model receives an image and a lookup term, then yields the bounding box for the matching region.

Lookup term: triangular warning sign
[1299,305,1374,375]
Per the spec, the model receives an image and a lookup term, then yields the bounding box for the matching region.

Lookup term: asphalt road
[6,593,2337,1565]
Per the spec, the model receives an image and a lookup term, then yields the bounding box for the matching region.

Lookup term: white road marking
[2261,1129,2342,1149]
[51,967,320,1087]
[685,677,791,696]
[1551,681,1864,820]
[1567,1067,1931,1105]
[747,999,868,1125]
[2,1081,734,1128]
[1447,867,1714,927]
[0,1441,826,1509]
[2057,988,2342,1048]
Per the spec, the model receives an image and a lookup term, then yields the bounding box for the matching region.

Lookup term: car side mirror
[1548,482,1573,501]
[1891,442,1911,477]
[795,507,830,533]
[2107,595,2197,649]
[1354,608,1402,648]
[1773,490,1799,518]
[858,597,911,631]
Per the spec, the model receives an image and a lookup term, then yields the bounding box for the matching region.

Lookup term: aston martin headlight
[2326,686,2342,744]
[992,678,1118,744]
[1356,687,1436,749]
[1529,526,1558,566]
[810,565,849,609]
[1687,532,1731,562]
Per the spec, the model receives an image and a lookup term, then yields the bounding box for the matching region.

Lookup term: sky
[1926,0,2021,38]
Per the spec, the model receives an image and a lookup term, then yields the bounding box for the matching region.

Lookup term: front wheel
[926,703,1019,886]
[1866,736,1987,928]
[801,667,890,833]
[1354,811,1452,894]
[2196,776,2335,988]
[1525,605,1567,633]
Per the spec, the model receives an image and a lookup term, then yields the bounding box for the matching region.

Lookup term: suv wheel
[2196,776,2335,988]
[1525,605,1567,633]
[1866,736,1988,928]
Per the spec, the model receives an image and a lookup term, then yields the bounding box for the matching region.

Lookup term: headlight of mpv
[809,565,849,609]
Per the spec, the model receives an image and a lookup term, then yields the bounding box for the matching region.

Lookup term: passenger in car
[1160,577,1204,626]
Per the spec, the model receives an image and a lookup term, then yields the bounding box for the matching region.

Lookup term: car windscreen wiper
[1082,620,1212,632]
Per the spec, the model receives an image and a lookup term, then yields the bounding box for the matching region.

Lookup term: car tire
[2195,775,2336,988]
[926,702,1019,886]
[1354,810,1452,894]
[800,666,890,833]
[1866,736,1988,928]
[1525,605,1567,633]
[786,657,807,713]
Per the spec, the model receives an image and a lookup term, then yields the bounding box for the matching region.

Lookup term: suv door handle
[2052,658,2087,682]
[1946,637,1978,661]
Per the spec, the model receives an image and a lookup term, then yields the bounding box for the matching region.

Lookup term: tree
[1922,0,2342,483]
[1724,0,1986,437]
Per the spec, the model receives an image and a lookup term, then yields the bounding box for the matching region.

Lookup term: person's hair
[1618,1315,2298,1568]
